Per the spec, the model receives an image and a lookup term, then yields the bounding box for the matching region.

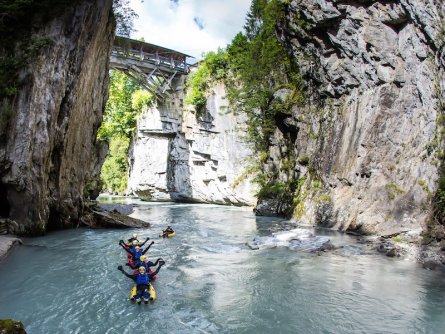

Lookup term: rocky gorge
[244,0,445,254]
[1,0,445,331]
[0,0,444,270]
[269,0,445,237]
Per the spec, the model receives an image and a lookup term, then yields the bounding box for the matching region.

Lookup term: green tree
[226,0,303,172]
[184,48,229,115]
[98,70,153,194]
[227,0,306,214]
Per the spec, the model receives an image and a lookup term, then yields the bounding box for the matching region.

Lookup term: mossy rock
[0,319,26,334]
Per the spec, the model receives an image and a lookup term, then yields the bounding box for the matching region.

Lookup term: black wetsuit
[119,241,154,261]
[119,265,163,301]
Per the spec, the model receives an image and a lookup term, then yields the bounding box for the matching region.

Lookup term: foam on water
[1,199,445,334]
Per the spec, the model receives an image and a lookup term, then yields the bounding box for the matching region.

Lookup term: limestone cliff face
[0,0,115,234]
[128,81,256,206]
[259,0,445,234]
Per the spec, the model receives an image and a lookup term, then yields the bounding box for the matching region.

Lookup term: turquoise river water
[1,198,445,333]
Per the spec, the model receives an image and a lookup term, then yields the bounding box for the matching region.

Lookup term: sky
[128,0,252,60]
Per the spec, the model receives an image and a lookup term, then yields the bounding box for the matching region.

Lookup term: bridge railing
[111,46,189,73]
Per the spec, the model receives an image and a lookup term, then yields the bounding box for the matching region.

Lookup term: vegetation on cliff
[98,71,153,194]
[185,0,305,216]
[185,49,229,115]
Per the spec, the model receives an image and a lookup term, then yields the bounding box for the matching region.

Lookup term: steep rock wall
[258,0,444,234]
[128,82,256,206]
[0,0,115,234]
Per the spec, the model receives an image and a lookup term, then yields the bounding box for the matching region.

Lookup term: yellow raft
[159,232,175,238]
[129,283,156,302]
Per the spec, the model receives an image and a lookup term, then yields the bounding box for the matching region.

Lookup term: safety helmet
[139,255,147,261]
[135,245,140,250]
[138,266,146,273]
[132,233,138,238]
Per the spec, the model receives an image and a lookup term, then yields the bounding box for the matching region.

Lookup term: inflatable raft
[159,232,175,238]
[129,283,156,302]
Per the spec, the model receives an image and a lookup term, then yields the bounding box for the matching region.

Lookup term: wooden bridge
[110,36,192,100]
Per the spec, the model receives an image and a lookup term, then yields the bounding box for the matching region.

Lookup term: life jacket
[134,250,143,260]
[137,273,149,285]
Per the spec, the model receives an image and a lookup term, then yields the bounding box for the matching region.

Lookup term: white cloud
[128,0,251,60]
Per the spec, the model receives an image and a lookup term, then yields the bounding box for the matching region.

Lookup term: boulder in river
[0,236,23,261]
[0,319,27,333]
[247,229,334,252]
[376,239,403,257]
[80,210,149,229]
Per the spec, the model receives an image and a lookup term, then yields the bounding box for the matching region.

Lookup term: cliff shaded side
[0,0,115,235]
[259,0,445,235]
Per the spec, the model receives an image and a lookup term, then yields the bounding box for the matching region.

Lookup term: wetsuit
[126,257,164,270]
[162,228,174,237]
[120,241,154,261]
[118,264,163,303]
[120,237,149,250]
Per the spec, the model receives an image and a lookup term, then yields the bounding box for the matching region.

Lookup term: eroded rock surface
[247,228,334,252]
[128,82,257,206]
[256,0,445,236]
[0,0,115,235]
[0,319,27,334]
[0,235,22,261]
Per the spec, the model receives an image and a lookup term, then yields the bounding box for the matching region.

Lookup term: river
[1,199,445,333]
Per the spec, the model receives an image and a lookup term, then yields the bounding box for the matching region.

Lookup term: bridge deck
[111,36,192,75]
[110,36,193,99]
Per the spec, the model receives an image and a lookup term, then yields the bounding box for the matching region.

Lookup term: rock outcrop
[128,81,256,206]
[0,0,115,235]
[0,319,27,334]
[0,235,22,261]
[256,0,445,235]
[247,228,335,252]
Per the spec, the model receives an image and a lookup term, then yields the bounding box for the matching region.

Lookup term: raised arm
[139,237,150,247]
[117,265,137,281]
[142,241,155,255]
[149,260,165,278]
[148,258,163,267]
[119,242,133,255]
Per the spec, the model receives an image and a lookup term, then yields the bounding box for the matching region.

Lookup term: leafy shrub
[184,48,228,115]
[98,71,153,194]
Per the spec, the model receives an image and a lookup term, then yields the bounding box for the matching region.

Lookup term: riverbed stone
[0,236,22,261]
[0,319,26,334]
[80,211,149,229]
[247,229,335,252]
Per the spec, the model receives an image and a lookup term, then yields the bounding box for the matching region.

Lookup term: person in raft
[126,255,164,271]
[161,226,174,237]
[117,264,164,304]
[119,241,155,262]
[120,237,150,252]
[120,239,150,268]
[127,233,139,245]
[127,256,165,280]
